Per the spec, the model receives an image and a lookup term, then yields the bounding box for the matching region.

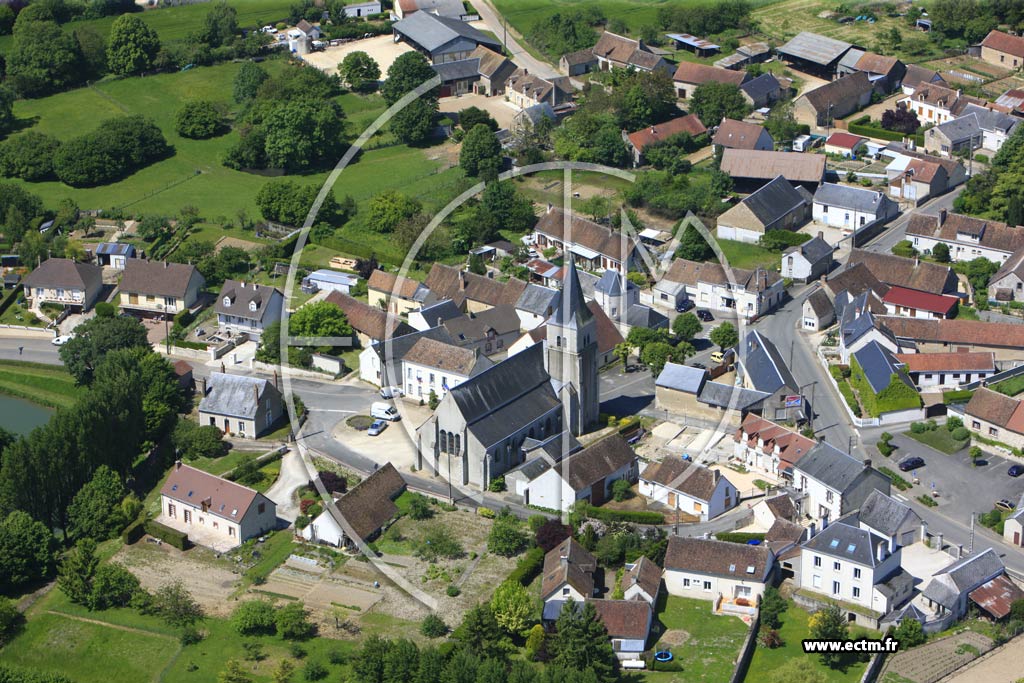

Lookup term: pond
[0,394,53,436]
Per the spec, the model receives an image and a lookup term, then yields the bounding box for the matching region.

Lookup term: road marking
[307,408,357,413]
[894,494,909,502]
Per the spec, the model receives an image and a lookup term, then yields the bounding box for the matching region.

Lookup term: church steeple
[545,258,599,436]
[551,259,594,329]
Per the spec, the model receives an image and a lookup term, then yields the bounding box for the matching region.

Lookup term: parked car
[51,334,73,346]
[898,456,925,472]
[710,351,725,364]
[691,361,706,369]
[996,498,1015,512]
[367,420,388,437]
[371,401,401,421]
[261,25,278,33]
[1009,464,1024,478]
[379,386,403,399]
[696,309,714,322]
[676,299,695,313]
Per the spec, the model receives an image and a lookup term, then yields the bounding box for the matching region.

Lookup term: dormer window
[249,301,258,312]
[223,297,231,306]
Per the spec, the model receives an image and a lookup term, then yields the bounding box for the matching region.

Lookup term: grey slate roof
[215,280,282,323]
[595,269,630,296]
[432,57,481,81]
[814,183,893,214]
[738,330,798,394]
[740,72,782,100]
[24,258,102,293]
[741,175,810,226]
[393,11,500,53]
[417,299,464,327]
[777,31,853,66]
[199,372,278,419]
[655,362,707,393]
[519,102,556,126]
[857,489,918,537]
[794,441,870,492]
[785,235,833,265]
[698,382,771,410]
[923,548,1005,609]
[627,304,668,330]
[852,339,912,395]
[807,289,834,319]
[803,518,890,567]
[448,343,560,448]
[372,326,455,385]
[550,260,593,330]
[516,283,559,317]
[959,103,1019,134]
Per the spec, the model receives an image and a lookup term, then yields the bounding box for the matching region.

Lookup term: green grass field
[0,359,81,408]
[0,0,295,55]
[905,427,970,454]
[715,237,782,272]
[991,374,1024,397]
[647,596,748,683]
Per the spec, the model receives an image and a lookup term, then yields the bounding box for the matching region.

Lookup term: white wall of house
[910,369,992,390]
[813,202,887,230]
[908,233,1013,265]
[967,412,1024,451]
[639,472,737,521]
[799,544,902,614]
[161,492,275,547]
[715,224,763,244]
[1004,516,1024,547]
[882,302,945,320]
[402,359,470,401]
[792,470,843,523]
[782,252,818,282]
[663,568,767,602]
[898,96,956,125]
[544,581,588,604]
[735,439,784,478]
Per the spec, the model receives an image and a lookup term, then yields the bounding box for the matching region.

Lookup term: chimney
[200,376,208,396]
[938,208,947,226]
[240,281,246,289]
[876,541,886,563]
[935,532,943,551]
[163,261,168,268]
[175,459,182,470]
[460,271,467,291]
[817,231,824,240]
[220,362,226,374]
[809,522,816,538]
[253,383,259,406]
[956,543,963,559]
[863,458,872,469]
[713,469,720,483]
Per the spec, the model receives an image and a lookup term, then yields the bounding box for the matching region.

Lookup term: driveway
[439,92,518,130]
[265,449,309,522]
[301,34,415,76]
[474,0,559,78]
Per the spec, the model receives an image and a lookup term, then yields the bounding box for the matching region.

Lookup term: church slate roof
[550,259,594,330]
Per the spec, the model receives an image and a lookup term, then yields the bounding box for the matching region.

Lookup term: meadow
[0,359,82,409]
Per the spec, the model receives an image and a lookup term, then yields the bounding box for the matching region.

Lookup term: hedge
[943,389,974,404]
[505,545,544,587]
[173,339,208,351]
[878,467,911,491]
[715,532,766,544]
[122,516,146,544]
[0,287,19,318]
[847,115,925,146]
[579,504,664,525]
[144,519,190,550]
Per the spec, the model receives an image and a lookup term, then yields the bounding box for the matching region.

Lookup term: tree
[552,111,629,167]
[479,181,536,238]
[106,14,160,75]
[233,600,277,636]
[277,602,316,640]
[614,341,631,368]
[234,62,269,103]
[339,51,380,91]
[57,537,99,605]
[808,604,847,668]
[67,465,127,541]
[963,256,999,295]
[353,634,391,683]
[459,106,498,131]
[420,613,448,638]
[172,420,228,460]
[219,660,253,683]
[535,519,572,552]
[53,115,170,187]
[256,179,342,226]
[461,124,502,178]
[383,638,419,683]
[640,341,676,377]
[0,510,56,590]
[175,100,225,139]
[382,51,437,105]
[367,190,421,233]
[672,312,702,341]
[261,98,347,171]
[59,315,150,384]
[550,599,617,683]
[289,300,353,340]
[763,103,803,147]
[0,597,24,645]
[202,1,238,48]
[932,242,951,263]
[759,586,787,629]
[0,131,61,181]
[524,624,546,661]
[487,510,528,557]
[893,617,925,648]
[881,106,920,134]
[710,322,738,352]
[89,562,141,610]
[690,82,749,127]
[675,224,714,261]
[491,581,533,636]
[152,580,204,628]
[8,20,84,96]
[273,659,295,683]
[455,603,509,660]
[391,97,438,145]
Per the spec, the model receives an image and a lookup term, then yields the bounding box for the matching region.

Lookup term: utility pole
[969,512,975,554]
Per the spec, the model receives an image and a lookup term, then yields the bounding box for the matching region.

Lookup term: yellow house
[119,259,205,318]
[367,270,427,316]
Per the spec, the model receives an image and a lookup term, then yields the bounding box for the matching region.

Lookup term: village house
[920,549,1008,630]
[777,32,855,78]
[532,207,637,276]
[541,537,598,604]
[824,132,868,158]
[856,489,924,549]
[1003,496,1024,547]
[22,258,103,312]
[752,494,799,529]
[441,304,521,357]
[300,463,406,548]
[300,269,358,295]
[508,299,624,370]
[782,235,834,283]
[716,42,771,70]
[591,270,667,334]
[878,316,1024,361]
[197,372,284,438]
[504,433,638,511]
[622,556,663,604]
[836,50,906,94]
[848,249,958,296]
[638,457,738,521]
[813,183,899,232]
[740,72,785,108]
[887,155,956,204]
[907,210,1024,265]
[801,288,835,331]
[159,461,276,551]
[624,114,707,167]
[391,0,464,20]
[559,48,598,76]
[895,351,995,390]
[424,263,528,313]
[837,293,898,364]
[214,281,283,339]
[651,257,785,320]
[794,72,872,127]
[711,118,774,154]
[666,32,720,56]
[655,362,769,426]
[590,31,670,73]
[924,104,1020,157]
[901,65,947,96]
[401,336,493,401]
[119,259,204,318]
[338,0,381,18]
[851,340,920,412]
[881,286,959,319]
[897,82,991,126]
[93,242,136,269]
[432,45,516,97]
[358,326,456,389]
[392,11,501,64]
[505,68,574,110]
[790,444,891,523]
[671,62,749,100]
[964,388,1024,452]
[737,330,807,423]
[589,599,654,662]
[988,247,1024,303]
[663,536,774,607]
[980,30,1024,69]
[513,283,559,331]
[734,413,817,480]
[324,291,415,347]
[367,270,428,316]
[719,149,827,192]
[715,175,812,244]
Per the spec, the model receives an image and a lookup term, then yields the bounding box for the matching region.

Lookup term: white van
[371,402,401,421]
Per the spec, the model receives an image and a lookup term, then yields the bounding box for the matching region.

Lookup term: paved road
[861,187,963,255]
[0,337,61,365]
[474,0,559,78]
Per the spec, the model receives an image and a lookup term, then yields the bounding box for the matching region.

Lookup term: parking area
[300,34,415,76]
[439,92,518,130]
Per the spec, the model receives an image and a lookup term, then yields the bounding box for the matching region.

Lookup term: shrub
[318,470,347,494]
[175,100,225,139]
[121,516,146,544]
[0,131,61,181]
[759,628,783,648]
[946,416,963,432]
[232,600,277,636]
[144,520,189,550]
[303,659,328,681]
[53,115,170,187]
[878,441,895,457]
[420,613,448,638]
[910,422,927,434]
[611,478,632,502]
[878,467,911,491]
[446,585,461,597]
[951,427,970,442]
[477,507,496,519]
[916,494,938,507]
[277,602,316,641]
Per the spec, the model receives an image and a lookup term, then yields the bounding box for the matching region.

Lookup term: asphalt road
[861,187,963,255]
[0,337,62,365]
[474,0,559,79]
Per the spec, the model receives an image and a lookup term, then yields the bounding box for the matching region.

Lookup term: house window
[989,427,999,436]
[168,503,176,518]
[814,556,822,567]
[229,527,235,537]
[812,574,821,588]
[973,420,981,429]
[702,581,712,591]
[562,587,570,596]
[833,561,841,571]
[852,586,861,598]
[854,568,861,579]
[682,578,690,587]
[258,503,265,514]
[832,581,841,595]
[826,490,834,503]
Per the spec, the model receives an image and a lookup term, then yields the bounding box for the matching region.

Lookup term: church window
[454,435,460,456]
[556,336,561,347]
[439,431,447,453]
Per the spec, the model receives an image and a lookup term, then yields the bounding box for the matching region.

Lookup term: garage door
[439,85,452,97]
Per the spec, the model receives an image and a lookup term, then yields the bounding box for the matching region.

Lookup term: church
[415,260,600,490]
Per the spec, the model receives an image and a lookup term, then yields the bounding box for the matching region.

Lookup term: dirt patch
[658,629,692,647]
[214,236,266,253]
[301,35,415,76]
[114,541,243,617]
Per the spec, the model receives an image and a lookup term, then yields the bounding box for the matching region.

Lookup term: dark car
[676,299,695,313]
[1009,464,1024,478]
[898,456,925,472]
[691,361,706,369]
[696,309,714,322]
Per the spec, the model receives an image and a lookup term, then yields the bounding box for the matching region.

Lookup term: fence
[728,613,760,683]
[860,650,889,683]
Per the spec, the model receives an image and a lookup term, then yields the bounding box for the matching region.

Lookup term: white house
[855,489,924,550]
[300,463,406,548]
[752,494,798,529]
[799,518,913,627]
[119,259,205,318]
[894,351,995,390]
[651,258,785,321]
[622,556,662,604]
[159,461,276,551]
[813,183,899,231]
[663,536,774,606]
[782,235,834,283]
[589,599,653,661]
[214,280,283,339]
[920,549,1008,626]
[401,336,493,401]
[340,0,381,17]
[734,413,818,480]
[802,288,835,331]
[533,207,637,276]
[790,443,891,523]
[541,537,598,603]
[94,242,136,269]
[638,458,738,521]
[906,210,1024,266]
[301,269,359,295]
[22,258,103,312]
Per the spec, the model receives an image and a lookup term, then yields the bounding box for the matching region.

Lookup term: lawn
[0,301,44,327]
[715,237,782,271]
[904,427,969,454]
[746,600,872,683]
[0,359,82,408]
[991,374,1024,397]
[189,449,266,477]
[647,596,748,683]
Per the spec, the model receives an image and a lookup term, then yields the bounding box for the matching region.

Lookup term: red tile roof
[589,599,652,640]
[712,119,769,150]
[735,414,815,471]
[161,463,264,521]
[881,285,959,316]
[894,351,994,373]
[627,114,707,152]
[966,387,1021,430]
[982,30,1024,59]
[826,132,866,149]
[879,316,1024,349]
[672,61,748,87]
